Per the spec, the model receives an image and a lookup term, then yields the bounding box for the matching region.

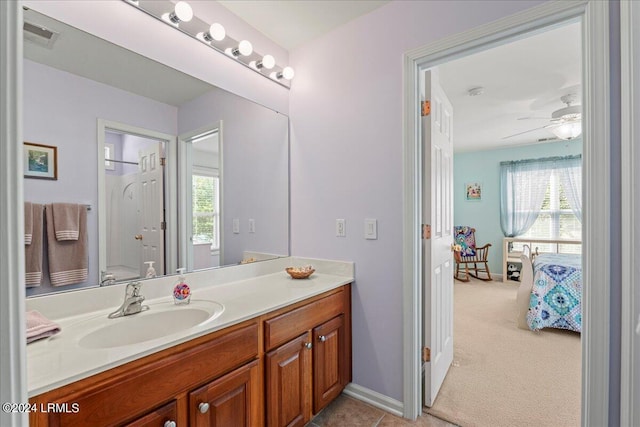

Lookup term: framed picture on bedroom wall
[24,142,58,180]
[465,182,482,201]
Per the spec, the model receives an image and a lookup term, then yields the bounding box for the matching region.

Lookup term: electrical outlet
[233,218,240,234]
[336,219,346,237]
[248,218,255,233]
[364,218,377,239]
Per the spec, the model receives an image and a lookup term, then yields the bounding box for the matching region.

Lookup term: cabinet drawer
[124,400,177,427]
[38,323,258,427]
[264,291,344,351]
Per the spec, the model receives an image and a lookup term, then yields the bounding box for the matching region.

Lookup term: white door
[422,69,454,407]
[138,143,165,276]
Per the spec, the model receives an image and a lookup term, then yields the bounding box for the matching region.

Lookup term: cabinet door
[266,332,312,427]
[313,315,346,413]
[125,400,178,427]
[190,360,260,427]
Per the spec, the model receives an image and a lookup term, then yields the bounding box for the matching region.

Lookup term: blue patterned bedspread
[527,253,582,332]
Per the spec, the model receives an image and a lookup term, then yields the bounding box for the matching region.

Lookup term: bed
[516,246,582,333]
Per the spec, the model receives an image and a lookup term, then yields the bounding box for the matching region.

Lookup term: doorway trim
[97,119,178,278]
[402,1,610,424]
[620,0,638,425]
[177,121,224,270]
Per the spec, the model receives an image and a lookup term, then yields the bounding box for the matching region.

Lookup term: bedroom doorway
[404,1,611,425]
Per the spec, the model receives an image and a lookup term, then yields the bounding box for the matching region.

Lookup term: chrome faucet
[100,270,116,287]
[108,282,148,319]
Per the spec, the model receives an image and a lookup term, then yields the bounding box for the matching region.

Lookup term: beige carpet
[427,279,581,427]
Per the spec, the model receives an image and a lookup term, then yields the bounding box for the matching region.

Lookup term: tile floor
[307,394,458,427]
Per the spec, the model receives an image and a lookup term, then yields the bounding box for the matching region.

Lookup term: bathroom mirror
[23,9,289,296]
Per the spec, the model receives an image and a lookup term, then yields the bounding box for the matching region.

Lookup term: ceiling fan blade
[502,126,550,139]
[517,116,551,120]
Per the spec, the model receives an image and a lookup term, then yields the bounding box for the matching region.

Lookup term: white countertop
[26,257,354,397]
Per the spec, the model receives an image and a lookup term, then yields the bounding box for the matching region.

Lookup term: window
[520,171,581,253]
[192,172,219,249]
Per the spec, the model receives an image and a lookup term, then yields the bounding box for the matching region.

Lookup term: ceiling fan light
[551,122,582,140]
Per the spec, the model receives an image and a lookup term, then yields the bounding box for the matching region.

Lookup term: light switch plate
[336,219,346,237]
[364,218,377,239]
[248,218,255,233]
[233,218,240,234]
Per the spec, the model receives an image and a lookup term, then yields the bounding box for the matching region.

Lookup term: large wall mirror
[24,9,289,297]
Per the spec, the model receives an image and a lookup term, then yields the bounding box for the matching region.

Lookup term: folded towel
[25,203,43,286]
[26,310,61,344]
[46,204,88,286]
[51,203,80,241]
[24,201,33,245]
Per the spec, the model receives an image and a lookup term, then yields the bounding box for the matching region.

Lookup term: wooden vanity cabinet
[264,286,351,426]
[29,284,351,427]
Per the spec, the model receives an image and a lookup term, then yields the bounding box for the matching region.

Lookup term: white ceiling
[217,0,390,50]
[438,22,582,152]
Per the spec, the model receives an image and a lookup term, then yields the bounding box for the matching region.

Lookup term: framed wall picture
[465,182,482,201]
[24,142,58,180]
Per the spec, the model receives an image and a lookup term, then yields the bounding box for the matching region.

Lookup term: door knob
[318,335,326,342]
[164,421,176,427]
[134,234,143,240]
[198,402,210,414]
[304,342,312,349]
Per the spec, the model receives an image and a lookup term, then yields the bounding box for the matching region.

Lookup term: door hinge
[422,347,431,363]
[160,157,166,166]
[421,100,431,117]
[161,221,166,230]
[422,224,431,240]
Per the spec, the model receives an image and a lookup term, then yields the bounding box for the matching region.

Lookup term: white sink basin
[78,300,224,349]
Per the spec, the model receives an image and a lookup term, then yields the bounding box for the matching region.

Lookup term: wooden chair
[453,226,492,282]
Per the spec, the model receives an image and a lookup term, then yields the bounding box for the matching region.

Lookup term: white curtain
[500,155,582,237]
[500,159,552,237]
[557,156,582,222]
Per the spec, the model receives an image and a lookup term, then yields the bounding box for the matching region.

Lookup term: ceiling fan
[503,94,582,140]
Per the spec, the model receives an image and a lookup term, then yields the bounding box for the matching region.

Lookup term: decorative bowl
[285,266,315,279]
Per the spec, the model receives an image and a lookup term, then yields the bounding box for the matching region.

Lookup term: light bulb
[256,55,275,70]
[203,23,225,42]
[231,40,253,57]
[168,1,193,24]
[277,66,295,80]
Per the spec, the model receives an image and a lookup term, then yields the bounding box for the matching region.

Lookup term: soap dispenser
[173,268,191,305]
[144,261,156,278]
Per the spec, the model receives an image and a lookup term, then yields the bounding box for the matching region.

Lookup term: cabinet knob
[304,342,312,349]
[318,335,326,342]
[164,421,176,427]
[199,402,210,414]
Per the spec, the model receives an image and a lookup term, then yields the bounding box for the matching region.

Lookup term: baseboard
[343,383,404,417]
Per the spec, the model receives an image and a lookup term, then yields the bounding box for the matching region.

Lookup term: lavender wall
[289,0,546,401]
[178,87,289,264]
[24,59,177,296]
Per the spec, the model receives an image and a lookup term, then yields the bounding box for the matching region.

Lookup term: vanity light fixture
[122,0,293,88]
[162,1,193,26]
[275,66,295,81]
[201,22,225,43]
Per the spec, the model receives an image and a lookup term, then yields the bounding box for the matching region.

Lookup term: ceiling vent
[23,21,59,49]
